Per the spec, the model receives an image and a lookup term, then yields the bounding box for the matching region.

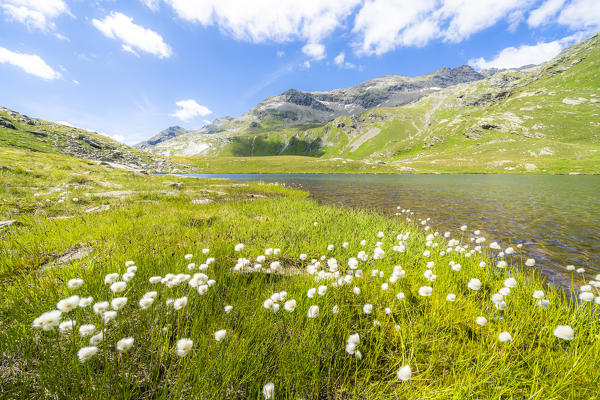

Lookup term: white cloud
[276,50,285,57]
[353,0,534,55]
[302,60,311,69]
[557,0,600,30]
[72,79,79,85]
[468,36,575,70]
[141,0,160,12]
[302,43,326,60]
[527,0,565,27]
[56,120,73,127]
[0,0,69,31]
[0,46,62,80]
[55,32,69,41]
[169,99,212,121]
[439,0,529,43]
[163,0,361,44]
[92,12,172,58]
[107,134,125,143]
[333,51,356,68]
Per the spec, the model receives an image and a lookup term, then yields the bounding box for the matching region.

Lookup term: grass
[1,147,600,399]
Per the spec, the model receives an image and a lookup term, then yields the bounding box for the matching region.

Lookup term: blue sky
[0,0,598,144]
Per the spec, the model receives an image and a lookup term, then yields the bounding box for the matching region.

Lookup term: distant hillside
[0,107,180,172]
[135,125,188,150]
[142,33,600,174]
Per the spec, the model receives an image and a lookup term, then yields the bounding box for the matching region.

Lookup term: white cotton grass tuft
[307,288,316,298]
[78,346,98,363]
[578,292,594,302]
[553,325,574,340]
[346,333,361,357]
[57,296,80,313]
[93,301,109,315]
[332,305,339,314]
[307,305,319,318]
[446,293,456,302]
[214,329,227,342]
[396,292,405,300]
[173,296,188,310]
[89,331,104,346]
[78,296,93,308]
[467,278,481,291]
[139,297,154,309]
[176,338,193,357]
[111,297,128,310]
[532,290,545,299]
[234,243,244,252]
[498,332,513,342]
[149,276,161,284]
[418,286,433,297]
[284,300,297,312]
[525,258,536,267]
[78,324,95,337]
[110,281,127,293]
[397,364,412,381]
[104,273,119,285]
[537,299,551,309]
[103,310,117,323]
[262,382,275,399]
[122,272,135,282]
[224,305,233,313]
[353,286,361,296]
[116,337,134,353]
[58,320,75,335]
[476,316,487,326]
[504,278,517,288]
[67,278,84,289]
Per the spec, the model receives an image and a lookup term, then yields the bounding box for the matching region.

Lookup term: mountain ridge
[137,32,599,174]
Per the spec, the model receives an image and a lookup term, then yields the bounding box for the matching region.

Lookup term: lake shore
[2,148,599,398]
[186,155,600,175]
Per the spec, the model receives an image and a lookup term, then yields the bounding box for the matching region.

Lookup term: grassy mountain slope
[0,107,180,172]
[177,33,599,174]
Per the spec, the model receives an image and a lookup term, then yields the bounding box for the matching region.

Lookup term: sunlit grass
[1,148,599,399]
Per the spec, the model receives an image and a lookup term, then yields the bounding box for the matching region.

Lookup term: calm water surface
[184,173,600,288]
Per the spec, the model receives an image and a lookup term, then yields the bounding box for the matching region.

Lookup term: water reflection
[185,173,600,288]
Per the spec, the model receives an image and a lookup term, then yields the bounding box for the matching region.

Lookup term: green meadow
[1,147,599,399]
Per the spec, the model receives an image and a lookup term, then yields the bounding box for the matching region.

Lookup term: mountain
[0,107,180,172]
[138,33,600,174]
[142,65,484,155]
[135,126,188,150]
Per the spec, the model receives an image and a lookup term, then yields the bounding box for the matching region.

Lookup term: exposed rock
[87,190,134,198]
[43,245,93,269]
[85,205,110,213]
[191,199,213,204]
[0,220,20,229]
[0,117,16,129]
[136,126,189,149]
[562,98,586,105]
